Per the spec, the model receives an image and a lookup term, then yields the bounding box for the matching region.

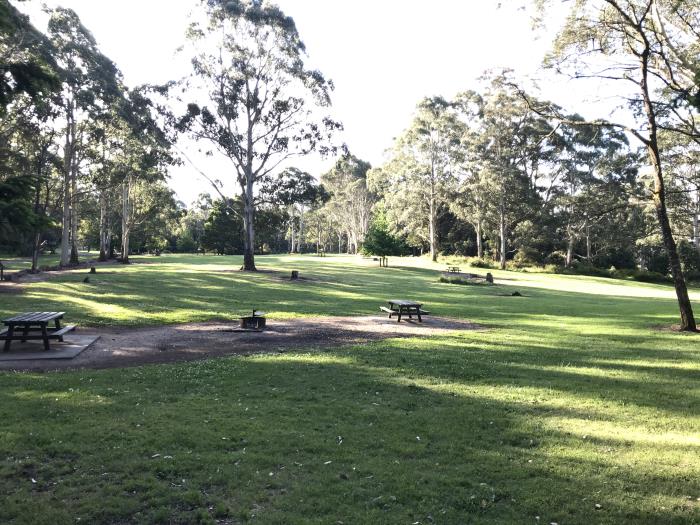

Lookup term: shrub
[544,251,567,267]
[362,212,410,256]
[467,257,497,269]
[679,241,700,275]
[628,269,672,284]
[568,262,612,278]
[596,247,637,270]
[512,247,540,268]
[439,276,491,286]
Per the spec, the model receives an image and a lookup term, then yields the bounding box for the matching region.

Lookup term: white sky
[17,0,615,205]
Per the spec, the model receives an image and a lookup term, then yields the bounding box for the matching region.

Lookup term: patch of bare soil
[0,315,483,372]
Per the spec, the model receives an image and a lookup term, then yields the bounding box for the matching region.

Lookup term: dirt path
[0,316,482,372]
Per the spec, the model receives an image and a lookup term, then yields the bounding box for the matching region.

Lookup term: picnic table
[447,265,461,273]
[1,312,75,352]
[380,299,430,323]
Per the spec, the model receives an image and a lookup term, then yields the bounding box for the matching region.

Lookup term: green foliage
[466,257,498,269]
[679,241,700,276]
[201,198,243,255]
[0,0,60,108]
[0,175,36,245]
[179,0,340,268]
[361,211,408,256]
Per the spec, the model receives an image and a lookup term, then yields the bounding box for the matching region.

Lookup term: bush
[544,251,567,267]
[685,270,700,283]
[438,276,491,286]
[679,241,700,275]
[596,248,637,270]
[362,212,410,256]
[628,269,672,284]
[467,257,497,269]
[567,262,613,278]
[511,248,538,269]
[176,233,197,253]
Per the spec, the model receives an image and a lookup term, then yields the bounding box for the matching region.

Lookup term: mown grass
[0,253,63,272]
[1,254,699,524]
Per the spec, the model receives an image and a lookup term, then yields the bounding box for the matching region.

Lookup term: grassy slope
[0,253,63,271]
[0,254,699,524]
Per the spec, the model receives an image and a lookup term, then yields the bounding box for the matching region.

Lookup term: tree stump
[486,272,494,283]
[291,270,299,280]
[89,266,96,274]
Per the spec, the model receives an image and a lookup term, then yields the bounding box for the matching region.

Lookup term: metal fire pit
[239,309,266,330]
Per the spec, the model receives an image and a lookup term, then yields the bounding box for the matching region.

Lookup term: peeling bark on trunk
[30,165,43,273]
[693,191,699,252]
[429,196,437,262]
[475,220,483,259]
[586,221,592,262]
[298,206,304,254]
[121,176,130,263]
[498,189,507,270]
[69,167,79,264]
[99,191,108,261]
[242,173,256,271]
[59,109,73,267]
[289,208,296,253]
[565,222,575,268]
[499,211,507,270]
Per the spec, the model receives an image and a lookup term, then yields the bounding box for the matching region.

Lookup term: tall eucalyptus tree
[379,97,463,261]
[46,7,121,265]
[537,0,700,329]
[178,0,340,270]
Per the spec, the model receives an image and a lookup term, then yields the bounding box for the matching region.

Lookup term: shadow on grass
[0,344,697,524]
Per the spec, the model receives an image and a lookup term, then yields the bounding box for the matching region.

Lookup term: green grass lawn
[1,254,699,524]
[0,252,95,272]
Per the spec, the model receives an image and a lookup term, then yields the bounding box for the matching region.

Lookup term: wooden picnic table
[447,265,461,273]
[380,299,429,323]
[1,312,75,352]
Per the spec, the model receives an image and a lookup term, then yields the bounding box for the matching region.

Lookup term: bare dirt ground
[0,316,482,372]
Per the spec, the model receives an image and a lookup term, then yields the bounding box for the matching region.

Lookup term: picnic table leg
[417,309,422,322]
[3,326,13,352]
[54,318,64,342]
[41,324,50,351]
[397,307,402,323]
[21,324,29,343]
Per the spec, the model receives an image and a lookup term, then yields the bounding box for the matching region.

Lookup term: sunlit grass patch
[0,254,699,523]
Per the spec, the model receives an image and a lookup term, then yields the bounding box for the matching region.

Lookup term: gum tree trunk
[639,47,696,331]
[59,105,74,267]
[31,178,41,273]
[242,171,256,271]
[499,201,507,270]
[69,166,79,264]
[475,220,483,259]
[121,176,130,263]
[289,207,296,253]
[99,191,108,261]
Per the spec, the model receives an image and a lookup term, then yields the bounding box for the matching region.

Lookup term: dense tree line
[2,0,699,329]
